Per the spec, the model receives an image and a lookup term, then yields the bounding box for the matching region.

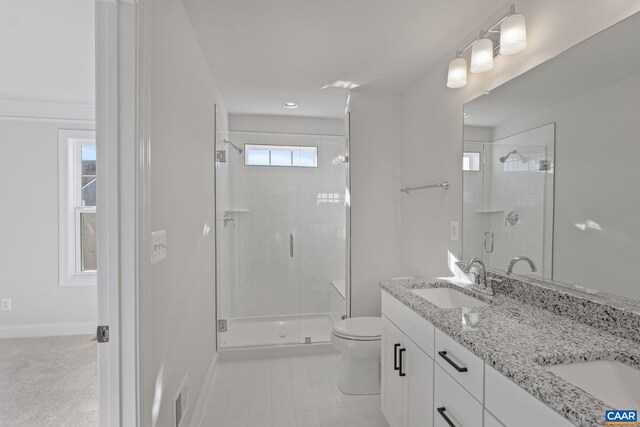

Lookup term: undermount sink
[411,288,488,309]
[545,360,640,409]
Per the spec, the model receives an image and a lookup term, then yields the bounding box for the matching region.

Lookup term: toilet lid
[332,317,381,340]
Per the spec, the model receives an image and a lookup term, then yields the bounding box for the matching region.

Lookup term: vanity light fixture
[446,5,527,88]
[500,13,527,55]
[283,102,299,109]
[447,56,468,88]
[470,37,494,73]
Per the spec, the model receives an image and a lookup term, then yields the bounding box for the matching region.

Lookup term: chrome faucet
[464,257,493,295]
[507,256,537,274]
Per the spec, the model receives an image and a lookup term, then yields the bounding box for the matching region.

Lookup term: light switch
[1,298,11,311]
[450,221,460,242]
[151,230,167,264]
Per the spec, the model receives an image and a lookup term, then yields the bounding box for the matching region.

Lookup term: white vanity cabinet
[381,291,577,427]
[381,294,434,427]
[381,316,406,427]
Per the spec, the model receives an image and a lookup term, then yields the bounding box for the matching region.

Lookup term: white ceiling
[182,0,504,118]
[0,0,94,105]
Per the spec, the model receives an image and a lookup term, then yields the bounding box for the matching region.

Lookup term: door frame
[96,0,146,425]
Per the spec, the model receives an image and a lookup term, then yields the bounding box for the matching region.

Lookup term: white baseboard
[0,321,96,338]
[189,352,219,427]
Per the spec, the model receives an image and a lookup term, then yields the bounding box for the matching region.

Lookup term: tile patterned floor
[201,352,389,427]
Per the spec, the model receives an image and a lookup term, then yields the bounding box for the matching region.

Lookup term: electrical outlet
[1,298,12,311]
[151,230,167,264]
[450,221,460,242]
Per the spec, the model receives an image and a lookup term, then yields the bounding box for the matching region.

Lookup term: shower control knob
[506,211,519,226]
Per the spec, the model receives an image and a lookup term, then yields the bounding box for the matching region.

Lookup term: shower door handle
[484,231,494,253]
[290,233,294,258]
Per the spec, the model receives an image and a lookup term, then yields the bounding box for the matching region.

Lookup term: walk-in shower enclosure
[215,118,348,348]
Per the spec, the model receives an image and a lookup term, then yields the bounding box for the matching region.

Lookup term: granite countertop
[379,278,640,427]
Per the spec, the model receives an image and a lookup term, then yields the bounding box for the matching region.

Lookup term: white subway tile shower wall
[462,142,486,260]
[226,132,347,319]
[487,125,554,277]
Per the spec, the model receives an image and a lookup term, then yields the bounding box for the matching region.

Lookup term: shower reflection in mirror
[462,124,555,278]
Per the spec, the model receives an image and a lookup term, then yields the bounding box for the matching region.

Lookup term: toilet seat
[332,317,381,341]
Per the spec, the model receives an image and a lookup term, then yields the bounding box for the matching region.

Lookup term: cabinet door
[382,315,405,427]
[404,337,434,427]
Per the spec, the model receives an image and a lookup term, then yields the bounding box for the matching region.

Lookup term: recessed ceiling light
[463,112,472,118]
[284,102,299,109]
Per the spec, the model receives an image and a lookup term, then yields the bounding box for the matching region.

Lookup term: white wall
[0,0,94,105]
[0,0,95,337]
[229,114,344,136]
[349,89,403,316]
[400,0,640,279]
[0,119,96,337]
[491,73,640,300]
[146,0,227,425]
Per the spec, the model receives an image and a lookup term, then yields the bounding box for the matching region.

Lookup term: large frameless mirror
[463,11,640,303]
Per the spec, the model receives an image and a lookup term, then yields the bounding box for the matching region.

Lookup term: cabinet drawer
[485,365,574,427]
[434,364,483,427]
[434,329,484,401]
[381,291,435,357]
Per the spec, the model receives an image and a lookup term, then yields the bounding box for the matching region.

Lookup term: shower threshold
[219,312,340,348]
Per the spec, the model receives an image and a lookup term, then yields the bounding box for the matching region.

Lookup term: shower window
[463,151,481,172]
[244,144,317,167]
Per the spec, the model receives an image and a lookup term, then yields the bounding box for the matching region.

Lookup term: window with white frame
[463,151,481,172]
[244,144,318,167]
[59,129,97,286]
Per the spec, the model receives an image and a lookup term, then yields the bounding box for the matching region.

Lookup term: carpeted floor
[0,335,98,427]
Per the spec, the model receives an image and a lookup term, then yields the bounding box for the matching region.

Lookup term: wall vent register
[245,144,317,167]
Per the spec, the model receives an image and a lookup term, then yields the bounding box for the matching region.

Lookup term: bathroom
[3,1,640,427]
[201,3,640,427]
[201,4,640,425]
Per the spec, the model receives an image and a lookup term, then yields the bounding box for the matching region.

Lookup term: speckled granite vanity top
[379,276,640,427]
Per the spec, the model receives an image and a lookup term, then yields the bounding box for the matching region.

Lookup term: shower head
[499,150,518,163]
[224,139,244,154]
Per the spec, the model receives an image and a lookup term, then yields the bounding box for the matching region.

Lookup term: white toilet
[331,316,382,395]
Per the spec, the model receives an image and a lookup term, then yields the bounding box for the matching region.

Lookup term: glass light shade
[500,13,527,55]
[470,38,494,73]
[447,57,468,88]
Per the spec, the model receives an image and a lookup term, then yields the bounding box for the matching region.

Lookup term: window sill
[60,273,97,287]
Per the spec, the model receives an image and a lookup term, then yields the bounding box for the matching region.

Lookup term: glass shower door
[215,127,348,348]
[296,133,348,344]
[216,130,302,348]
